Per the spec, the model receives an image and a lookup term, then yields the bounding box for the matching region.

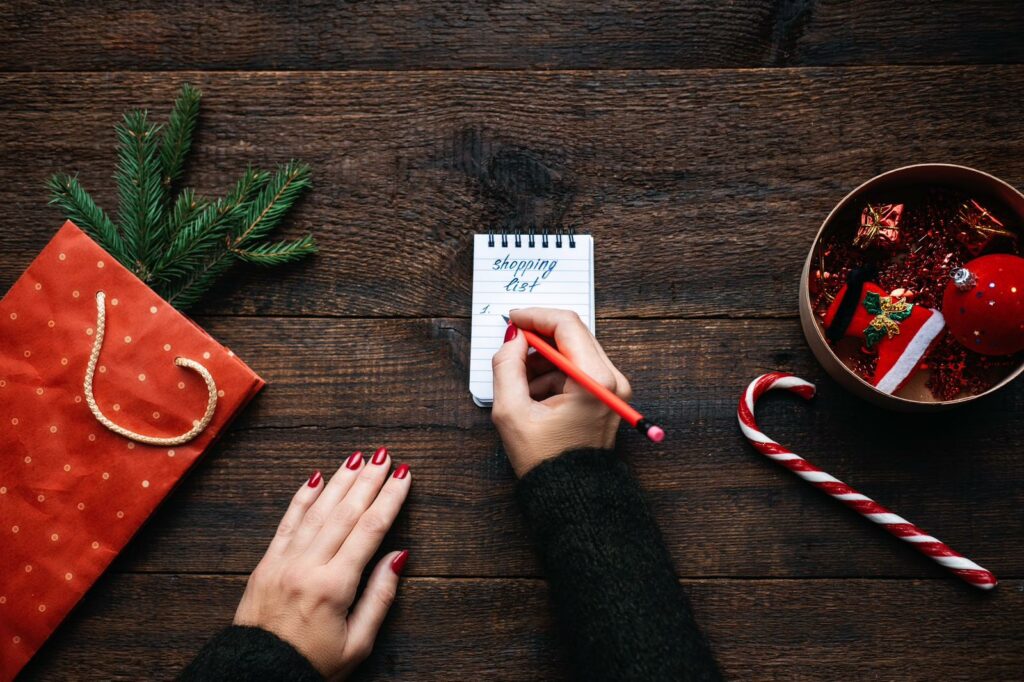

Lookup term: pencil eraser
[646,425,665,443]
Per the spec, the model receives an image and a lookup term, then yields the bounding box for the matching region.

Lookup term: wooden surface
[2,2,1023,679]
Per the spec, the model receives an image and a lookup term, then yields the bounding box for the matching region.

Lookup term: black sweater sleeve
[178,625,323,682]
[516,448,722,682]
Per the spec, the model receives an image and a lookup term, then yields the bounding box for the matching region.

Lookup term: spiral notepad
[469,229,595,406]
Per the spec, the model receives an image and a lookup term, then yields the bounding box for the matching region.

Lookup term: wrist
[508,437,617,478]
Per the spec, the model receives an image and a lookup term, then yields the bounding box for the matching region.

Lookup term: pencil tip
[501,314,510,323]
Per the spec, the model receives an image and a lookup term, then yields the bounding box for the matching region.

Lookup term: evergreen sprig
[159,82,201,191]
[115,110,165,275]
[233,234,319,266]
[47,84,316,310]
[47,173,128,263]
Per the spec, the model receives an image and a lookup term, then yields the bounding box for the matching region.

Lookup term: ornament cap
[943,254,1024,356]
[950,267,976,291]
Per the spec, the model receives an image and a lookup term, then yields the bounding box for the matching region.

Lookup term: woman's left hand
[233,448,412,680]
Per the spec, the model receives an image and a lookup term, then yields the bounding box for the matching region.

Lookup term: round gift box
[799,163,1024,411]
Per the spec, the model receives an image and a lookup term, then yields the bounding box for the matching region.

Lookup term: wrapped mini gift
[853,203,903,250]
[0,222,265,678]
[954,199,1017,255]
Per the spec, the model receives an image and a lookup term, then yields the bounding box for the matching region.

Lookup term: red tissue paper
[0,222,264,678]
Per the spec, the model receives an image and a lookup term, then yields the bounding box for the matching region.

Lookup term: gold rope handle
[84,291,218,446]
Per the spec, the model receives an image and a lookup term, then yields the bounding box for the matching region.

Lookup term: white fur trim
[874,311,946,395]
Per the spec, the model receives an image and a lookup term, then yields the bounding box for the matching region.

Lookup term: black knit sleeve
[516,448,722,682]
[178,625,324,682]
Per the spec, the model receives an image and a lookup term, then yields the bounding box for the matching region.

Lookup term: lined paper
[469,233,595,405]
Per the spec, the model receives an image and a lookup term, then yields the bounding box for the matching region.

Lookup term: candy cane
[738,372,997,590]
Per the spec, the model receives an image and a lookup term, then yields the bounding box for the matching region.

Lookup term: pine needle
[163,250,238,310]
[47,174,131,267]
[231,162,311,247]
[47,84,317,311]
[115,110,165,274]
[165,188,207,242]
[162,163,311,306]
[159,83,201,191]
[150,167,268,285]
[233,234,318,265]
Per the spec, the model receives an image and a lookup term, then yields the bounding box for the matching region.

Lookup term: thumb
[491,324,532,412]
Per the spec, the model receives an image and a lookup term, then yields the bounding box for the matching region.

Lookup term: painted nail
[393,463,410,480]
[307,470,322,488]
[372,447,389,465]
[504,324,518,342]
[391,549,409,575]
[345,452,363,470]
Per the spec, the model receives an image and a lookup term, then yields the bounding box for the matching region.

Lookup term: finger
[587,335,633,401]
[306,447,393,564]
[509,307,593,348]
[491,326,532,414]
[342,550,407,667]
[332,464,411,570]
[509,308,616,391]
[287,451,366,555]
[524,348,557,380]
[529,369,567,401]
[264,471,326,558]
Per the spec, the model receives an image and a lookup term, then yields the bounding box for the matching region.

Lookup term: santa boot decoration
[824,276,945,395]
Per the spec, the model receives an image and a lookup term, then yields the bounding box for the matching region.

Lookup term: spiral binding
[487,225,577,249]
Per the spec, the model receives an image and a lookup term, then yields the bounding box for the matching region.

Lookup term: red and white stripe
[738,372,997,590]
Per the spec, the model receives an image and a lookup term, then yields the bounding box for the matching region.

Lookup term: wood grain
[1,69,1024,318]
[81,317,1024,578]
[2,1,1023,71]
[2,11,1023,677]
[19,574,1024,681]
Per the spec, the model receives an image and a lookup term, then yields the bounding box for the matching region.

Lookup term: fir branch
[115,110,165,274]
[230,162,311,248]
[48,86,317,311]
[232,234,318,265]
[165,188,207,242]
[162,249,238,310]
[158,164,314,307]
[46,173,131,267]
[159,83,201,191]
[150,167,268,285]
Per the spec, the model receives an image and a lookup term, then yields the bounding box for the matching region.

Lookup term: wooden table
[3,2,1023,679]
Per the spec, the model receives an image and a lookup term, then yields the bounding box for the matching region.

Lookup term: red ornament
[943,254,1024,355]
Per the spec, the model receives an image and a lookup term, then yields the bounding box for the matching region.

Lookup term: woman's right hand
[491,308,632,477]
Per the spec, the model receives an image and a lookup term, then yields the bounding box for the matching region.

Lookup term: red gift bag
[0,222,265,678]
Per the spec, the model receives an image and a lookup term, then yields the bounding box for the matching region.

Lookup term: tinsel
[811,187,1022,399]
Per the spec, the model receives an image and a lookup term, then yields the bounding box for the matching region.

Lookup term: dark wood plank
[20,574,1024,680]
[2,69,1024,318]
[87,318,1024,578]
[2,1,1023,71]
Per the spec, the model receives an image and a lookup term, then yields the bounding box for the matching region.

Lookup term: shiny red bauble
[943,254,1024,355]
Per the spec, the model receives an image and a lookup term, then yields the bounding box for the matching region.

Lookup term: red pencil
[504,316,665,443]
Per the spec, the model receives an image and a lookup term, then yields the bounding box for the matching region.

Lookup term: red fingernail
[307,470,322,488]
[372,446,388,465]
[504,324,518,342]
[393,463,409,480]
[346,452,363,470]
[391,550,409,575]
